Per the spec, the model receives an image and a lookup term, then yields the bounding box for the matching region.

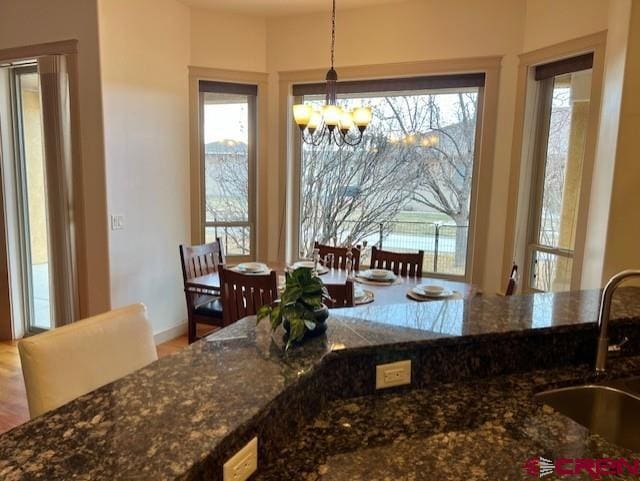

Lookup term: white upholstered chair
[18,303,157,418]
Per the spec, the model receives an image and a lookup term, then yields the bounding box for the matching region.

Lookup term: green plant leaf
[287,316,306,348]
[269,304,282,331]
[256,305,272,323]
[300,294,323,309]
[281,286,303,305]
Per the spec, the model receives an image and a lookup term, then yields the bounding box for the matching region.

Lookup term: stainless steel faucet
[595,269,640,372]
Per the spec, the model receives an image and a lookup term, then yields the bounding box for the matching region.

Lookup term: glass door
[11,66,52,331]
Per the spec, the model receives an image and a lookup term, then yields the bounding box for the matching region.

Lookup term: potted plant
[257,267,330,349]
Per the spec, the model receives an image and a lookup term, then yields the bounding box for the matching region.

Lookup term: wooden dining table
[185,261,474,306]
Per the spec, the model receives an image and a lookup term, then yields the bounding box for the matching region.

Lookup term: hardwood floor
[0,333,193,435]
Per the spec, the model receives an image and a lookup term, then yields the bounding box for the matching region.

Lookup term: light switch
[110,215,125,231]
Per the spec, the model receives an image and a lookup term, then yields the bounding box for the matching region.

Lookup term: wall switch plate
[376,360,411,389]
[110,215,124,231]
[223,437,258,481]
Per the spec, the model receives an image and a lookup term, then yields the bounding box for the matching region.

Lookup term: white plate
[354,286,366,299]
[411,286,453,298]
[361,269,395,280]
[292,261,315,269]
[236,262,268,273]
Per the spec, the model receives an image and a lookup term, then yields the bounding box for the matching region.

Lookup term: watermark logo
[524,457,555,477]
[523,457,640,479]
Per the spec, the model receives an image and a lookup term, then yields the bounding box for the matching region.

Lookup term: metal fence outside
[324,220,469,277]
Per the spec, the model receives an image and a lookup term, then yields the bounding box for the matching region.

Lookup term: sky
[204,103,248,144]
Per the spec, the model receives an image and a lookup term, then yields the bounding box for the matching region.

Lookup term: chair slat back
[313,242,361,270]
[370,246,424,277]
[179,240,225,284]
[219,268,279,325]
[325,280,355,308]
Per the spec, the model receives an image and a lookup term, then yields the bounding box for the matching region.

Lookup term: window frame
[9,64,46,334]
[199,81,256,260]
[523,56,595,293]
[189,67,268,263]
[502,32,607,295]
[286,67,496,283]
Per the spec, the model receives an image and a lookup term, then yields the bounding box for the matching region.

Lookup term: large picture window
[526,54,593,292]
[294,74,484,278]
[199,80,256,258]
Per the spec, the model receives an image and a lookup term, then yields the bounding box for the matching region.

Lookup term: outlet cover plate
[376,360,411,389]
[223,437,258,481]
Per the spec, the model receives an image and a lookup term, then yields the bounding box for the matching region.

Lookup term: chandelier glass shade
[292,0,372,147]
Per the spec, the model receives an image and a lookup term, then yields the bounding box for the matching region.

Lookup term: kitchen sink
[535,384,640,451]
[608,376,640,396]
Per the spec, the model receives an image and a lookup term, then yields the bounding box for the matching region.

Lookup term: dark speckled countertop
[255,357,640,481]
[2,289,640,480]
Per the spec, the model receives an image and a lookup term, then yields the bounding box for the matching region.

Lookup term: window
[526,54,593,292]
[11,65,52,330]
[294,74,484,278]
[199,81,256,258]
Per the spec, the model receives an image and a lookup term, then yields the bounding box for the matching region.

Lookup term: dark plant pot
[307,304,329,337]
[283,304,329,342]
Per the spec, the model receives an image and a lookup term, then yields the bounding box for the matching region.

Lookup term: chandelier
[292,0,372,147]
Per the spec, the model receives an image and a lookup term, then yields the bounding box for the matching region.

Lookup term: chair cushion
[194,298,223,318]
[18,304,157,419]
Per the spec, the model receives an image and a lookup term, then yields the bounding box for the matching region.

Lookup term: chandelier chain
[330,0,336,69]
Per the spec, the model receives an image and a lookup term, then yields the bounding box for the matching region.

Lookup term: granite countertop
[256,357,640,481]
[2,289,640,480]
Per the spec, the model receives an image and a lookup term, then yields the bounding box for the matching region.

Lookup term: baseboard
[154,321,188,345]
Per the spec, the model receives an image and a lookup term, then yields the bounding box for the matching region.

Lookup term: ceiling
[178,0,409,17]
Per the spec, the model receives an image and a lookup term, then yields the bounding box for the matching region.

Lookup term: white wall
[602,0,640,279]
[190,7,267,71]
[582,0,632,287]
[98,0,191,337]
[523,0,609,52]
[0,0,111,317]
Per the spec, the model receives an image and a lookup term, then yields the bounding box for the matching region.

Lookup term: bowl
[237,262,267,273]
[419,284,445,295]
[292,260,315,269]
[368,269,392,279]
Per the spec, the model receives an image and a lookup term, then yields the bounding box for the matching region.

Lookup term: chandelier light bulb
[323,104,342,128]
[352,106,373,128]
[307,109,323,131]
[338,110,354,131]
[293,104,313,127]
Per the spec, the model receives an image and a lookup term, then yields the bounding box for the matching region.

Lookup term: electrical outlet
[110,215,124,231]
[223,437,258,481]
[376,360,411,389]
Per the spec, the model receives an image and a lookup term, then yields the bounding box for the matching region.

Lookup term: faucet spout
[595,269,640,373]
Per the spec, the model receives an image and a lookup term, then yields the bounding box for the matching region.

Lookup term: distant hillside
[205,140,247,155]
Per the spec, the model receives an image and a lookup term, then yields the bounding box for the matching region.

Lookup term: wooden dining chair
[313,242,361,270]
[505,264,518,296]
[179,240,225,344]
[219,268,279,325]
[369,246,424,277]
[325,280,355,308]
